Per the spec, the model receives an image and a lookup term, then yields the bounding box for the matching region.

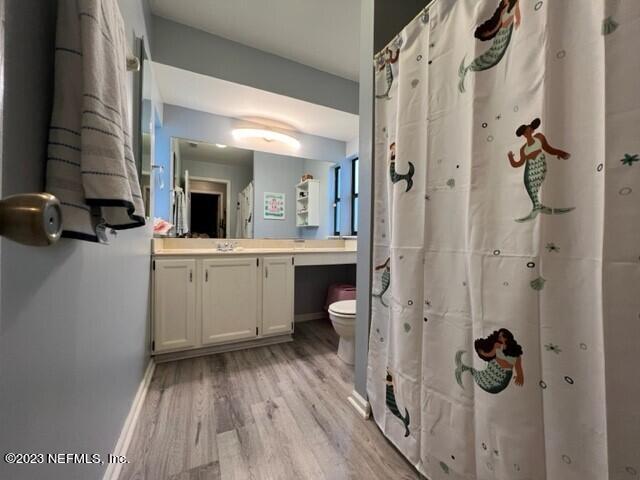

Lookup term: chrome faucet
[216,241,236,252]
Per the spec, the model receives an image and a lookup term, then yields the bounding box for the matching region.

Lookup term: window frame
[351,157,359,235]
[333,165,341,236]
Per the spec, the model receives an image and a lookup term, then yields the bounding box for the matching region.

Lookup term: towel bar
[0,193,62,246]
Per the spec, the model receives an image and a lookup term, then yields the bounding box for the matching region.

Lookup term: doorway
[189,177,229,238]
[190,192,220,238]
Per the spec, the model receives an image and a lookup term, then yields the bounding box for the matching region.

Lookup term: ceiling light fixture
[232,128,300,150]
[215,144,227,149]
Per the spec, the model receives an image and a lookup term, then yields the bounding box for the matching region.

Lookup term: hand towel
[173,186,188,236]
[46,0,145,242]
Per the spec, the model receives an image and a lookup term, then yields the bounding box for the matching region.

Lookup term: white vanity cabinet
[201,257,259,345]
[152,255,295,357]
[262,256,295,336]
[152,258,197,352]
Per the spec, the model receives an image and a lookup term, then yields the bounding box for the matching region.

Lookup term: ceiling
[149,0,361,81]
[154,63,359,142]
[178,139,254,167]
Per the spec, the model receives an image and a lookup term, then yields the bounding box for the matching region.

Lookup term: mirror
[135,38,155,218]
[169,138,337,240]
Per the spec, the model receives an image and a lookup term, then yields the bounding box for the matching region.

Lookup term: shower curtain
[367,1,640,479]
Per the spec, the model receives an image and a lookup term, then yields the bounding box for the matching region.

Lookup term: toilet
[328,299,356,365]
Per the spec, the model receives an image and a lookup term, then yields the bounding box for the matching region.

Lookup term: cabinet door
[262,256,294,336]
[201,257,259,345]
[153,259,197,352]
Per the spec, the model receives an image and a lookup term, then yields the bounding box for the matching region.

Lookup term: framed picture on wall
[263,192,285,220]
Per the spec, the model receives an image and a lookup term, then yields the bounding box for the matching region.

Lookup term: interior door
[153,258,197,352]
[201,257,259,345]
[0,0,4,326]
[262,256,294,336]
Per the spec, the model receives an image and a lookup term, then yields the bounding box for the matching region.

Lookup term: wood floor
[121,320,420,480]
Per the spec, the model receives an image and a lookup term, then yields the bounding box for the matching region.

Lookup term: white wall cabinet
[153,259,197,352]
[152,255,294,355]
[201,257,259,345]
[296,179,320,227]
[262,256,295,336]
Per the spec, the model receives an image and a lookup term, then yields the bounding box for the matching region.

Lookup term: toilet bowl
[328,299,356,365]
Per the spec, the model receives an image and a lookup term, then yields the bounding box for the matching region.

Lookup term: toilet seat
[328,299,356,317]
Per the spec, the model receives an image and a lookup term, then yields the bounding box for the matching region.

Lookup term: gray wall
[253,152,302,238]
[180,151,253,239]
[0,1,152,479]
[353,0,433,401]
[295,265,356,316]
[151,15,359,114]
[354,0,375,399]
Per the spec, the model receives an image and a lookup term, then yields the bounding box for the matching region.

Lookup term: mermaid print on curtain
[458,0,521,92]
[367,1,640,479]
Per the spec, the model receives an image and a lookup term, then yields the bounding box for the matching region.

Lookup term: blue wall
[154,124,172,220]
[0,1,153,479]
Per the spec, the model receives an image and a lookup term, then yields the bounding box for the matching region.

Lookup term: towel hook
[0,193,62,246]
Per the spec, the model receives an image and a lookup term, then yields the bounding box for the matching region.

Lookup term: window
[333,165,341,235]
[351,157,359,235]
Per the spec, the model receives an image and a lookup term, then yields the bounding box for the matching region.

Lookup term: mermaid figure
[458,0,521,93]
[389,143,415,192]
[372,258,390,306]
[386,370,410,437]
[455,328,524,394]
[376,47,400,100]
[508,118,574,222]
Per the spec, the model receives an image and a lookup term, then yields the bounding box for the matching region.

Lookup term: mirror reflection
[139,50,154,218]
[144,55,359,240]
[170,139,339,240]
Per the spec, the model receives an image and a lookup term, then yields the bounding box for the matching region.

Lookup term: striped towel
[46,0,145,242]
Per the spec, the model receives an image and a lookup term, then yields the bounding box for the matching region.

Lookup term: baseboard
[294,311,327,322]
[153,334,293,363]
[348,389,371,419]
[103,359,155,480]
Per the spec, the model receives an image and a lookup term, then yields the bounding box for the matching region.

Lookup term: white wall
[346,137,359,158]
[0,2,153,479]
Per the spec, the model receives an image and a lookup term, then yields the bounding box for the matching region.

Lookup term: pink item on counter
[325,283,356,311]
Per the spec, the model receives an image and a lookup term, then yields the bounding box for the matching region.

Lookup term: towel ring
[126,55,140,72]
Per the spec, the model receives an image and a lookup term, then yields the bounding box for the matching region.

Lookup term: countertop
[153,247,356,256]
